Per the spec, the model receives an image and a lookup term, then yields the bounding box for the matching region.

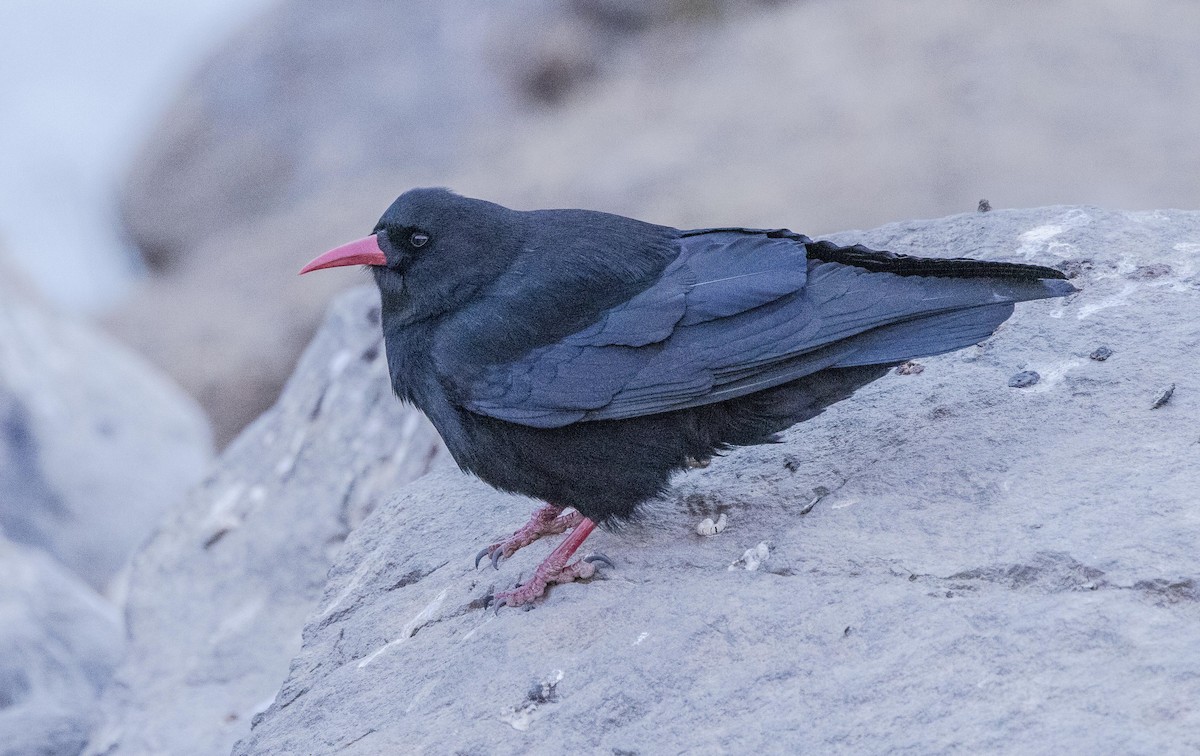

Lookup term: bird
[300,188,1075,608]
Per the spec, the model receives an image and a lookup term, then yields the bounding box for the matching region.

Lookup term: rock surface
[0,251,211,590]
[234,208,1200,753]
[87,287,444,756]
[0,537,122,756]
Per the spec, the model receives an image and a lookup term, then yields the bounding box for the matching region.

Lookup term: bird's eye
[409,231,430,248]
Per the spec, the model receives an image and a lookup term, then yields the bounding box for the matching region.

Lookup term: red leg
[475,503,583,570]
[492,517,610,609]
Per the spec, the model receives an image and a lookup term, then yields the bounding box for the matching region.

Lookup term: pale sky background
[0,0,274,311]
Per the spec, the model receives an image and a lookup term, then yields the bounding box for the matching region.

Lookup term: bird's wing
[438,229,1069,428]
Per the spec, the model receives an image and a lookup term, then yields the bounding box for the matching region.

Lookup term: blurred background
[5,0,1200,449]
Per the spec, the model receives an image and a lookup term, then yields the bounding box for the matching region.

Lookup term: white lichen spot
[329,349,353,379]
[200,483,245,543]
[502,707,535,731]
[397,588,449,639]
[206,484,243,520]
[1077,283,1136,319]
[357,587,449,669]
[696,513,727,536]
[1015,212,1089,262]
[500,670,564,731]
[1130,209,1173,225]
[274,429,308,478]
[1015,225,1070,262]
[729,542,770,571]
[1059,208,1092,226]
[1018,224,1064,246]
[1018,359,1086,394]
[210,596,265,644]
[634,631,649,646]
[459,619,493,644]
[404,679,440,714]
[317,558,375,621]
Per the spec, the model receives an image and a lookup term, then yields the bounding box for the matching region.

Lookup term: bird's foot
[475,503,582,570]
[489,518,611,610]
[492,554,614,609]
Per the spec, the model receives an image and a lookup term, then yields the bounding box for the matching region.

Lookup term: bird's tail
[804,239,1069,281]
[795,238,1077,369]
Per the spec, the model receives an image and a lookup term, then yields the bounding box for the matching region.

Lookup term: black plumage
[303,188,1074,605]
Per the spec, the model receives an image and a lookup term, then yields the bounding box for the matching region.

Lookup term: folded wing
[443,229,1071,428]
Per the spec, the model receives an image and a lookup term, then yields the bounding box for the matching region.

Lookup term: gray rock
[1007,370,1041,388]
[0,537,122,756]
[0,251,212,590]
[87,288,444,756]
[236,208,1200,753]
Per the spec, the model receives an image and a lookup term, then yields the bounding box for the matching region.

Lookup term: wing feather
[450,230,1067,428]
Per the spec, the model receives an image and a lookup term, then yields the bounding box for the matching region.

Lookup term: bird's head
[300,187,525,325]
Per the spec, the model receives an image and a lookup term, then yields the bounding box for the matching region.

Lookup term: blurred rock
[88,287,444,756]
[0,537,122,756]
[0,250,211,591]
[457,0,1200,230]
[235,208,1200,753]
[109,0,778,446]
[104,198,374,448]
[121,0,768,270]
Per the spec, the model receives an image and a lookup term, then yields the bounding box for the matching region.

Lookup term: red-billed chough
[301,188,1075,608]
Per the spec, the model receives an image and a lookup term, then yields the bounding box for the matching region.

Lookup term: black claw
[474,547,492,569]
[491,549,504,571]
[493,598,508,615]
[584,553,615,569]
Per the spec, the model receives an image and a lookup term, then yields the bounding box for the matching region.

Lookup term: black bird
[301,189,1074,608]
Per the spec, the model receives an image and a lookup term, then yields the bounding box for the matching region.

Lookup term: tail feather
[805,239,1068,281]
